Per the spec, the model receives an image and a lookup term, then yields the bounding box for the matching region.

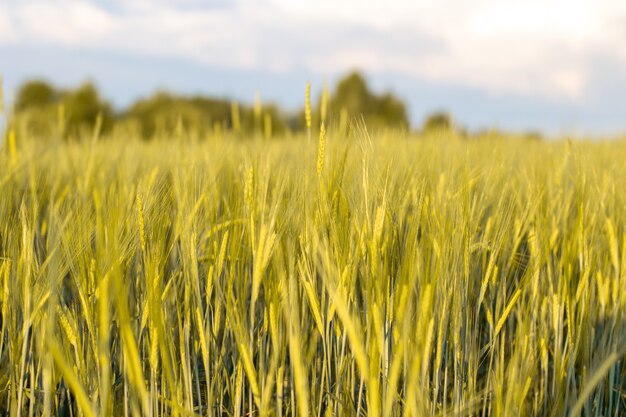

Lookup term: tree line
[9,71,460,140]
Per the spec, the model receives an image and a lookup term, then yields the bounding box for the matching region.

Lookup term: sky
[1,0,626,135]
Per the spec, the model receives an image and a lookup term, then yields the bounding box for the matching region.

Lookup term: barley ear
[8,129,16,164]
[305,81,312,140]
[317,122,326,176]
[136,194,146,253]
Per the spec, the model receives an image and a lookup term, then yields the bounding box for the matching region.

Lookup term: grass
[0,124,625,417]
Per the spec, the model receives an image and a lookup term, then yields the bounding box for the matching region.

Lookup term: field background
[1,127,625,416]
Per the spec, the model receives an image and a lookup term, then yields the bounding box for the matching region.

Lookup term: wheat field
[0,124,625,416]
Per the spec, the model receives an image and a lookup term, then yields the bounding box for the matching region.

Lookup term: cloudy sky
[1,0,626,134]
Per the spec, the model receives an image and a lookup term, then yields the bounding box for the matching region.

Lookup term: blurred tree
[372,93,409,128]
[327,71,409,130]
[124,92,288,140]
[123,93,203,139]
[332,72,372,116]
[12,81,58,137]
[61,82,113,137]
[15,80,57,111]
[13,80,113,139]
[422,111,454,133]
[523,130,544,142]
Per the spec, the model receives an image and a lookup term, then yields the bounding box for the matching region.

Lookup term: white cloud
[0,6,18,42]
[1,0,626,102]
[15,1,114,43]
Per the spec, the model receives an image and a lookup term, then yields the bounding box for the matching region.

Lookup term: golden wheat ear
[305,81,312,140]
